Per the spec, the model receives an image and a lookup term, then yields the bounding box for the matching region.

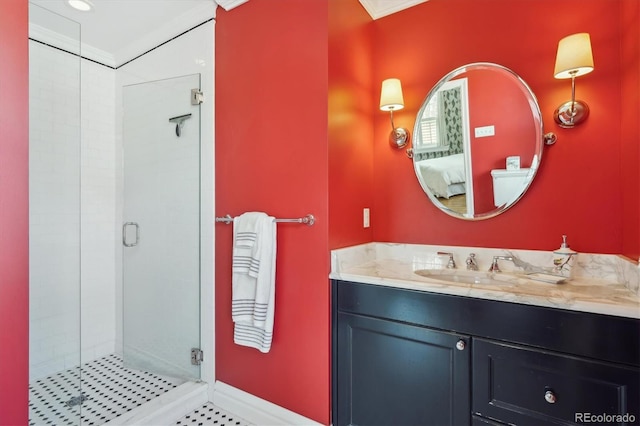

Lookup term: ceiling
[358,0,428,20]
[29,0,220,67]
[28,0,425,68]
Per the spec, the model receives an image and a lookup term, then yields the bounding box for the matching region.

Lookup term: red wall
[215,0,330,423]
[371,0,637,257]
[1,1,633,425]
[216,1,637,424]
[466,69,537,213]
[328,0,375,249]
[620,0,640,260]
[0,0,29,424]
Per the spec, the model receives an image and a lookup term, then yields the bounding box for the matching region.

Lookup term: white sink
[414,269,566,285]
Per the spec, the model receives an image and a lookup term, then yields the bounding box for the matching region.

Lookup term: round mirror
[412,63,544,220]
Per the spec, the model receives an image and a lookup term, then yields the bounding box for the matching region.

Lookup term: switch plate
[363,208,370,228]
[474,125,495,138]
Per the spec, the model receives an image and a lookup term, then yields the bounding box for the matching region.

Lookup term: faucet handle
[437,251,456,269]
[488,255,514,273]
[466,253,478,271]
[488,257,501,273]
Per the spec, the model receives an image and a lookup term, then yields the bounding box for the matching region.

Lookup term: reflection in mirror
[412,63,544,220]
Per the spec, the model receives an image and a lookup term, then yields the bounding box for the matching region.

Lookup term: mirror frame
[412,62,544,221]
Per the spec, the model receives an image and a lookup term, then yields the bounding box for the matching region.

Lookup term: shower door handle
[123,222,140,247]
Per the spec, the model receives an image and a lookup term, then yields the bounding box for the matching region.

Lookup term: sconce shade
[554,33,594,79]
[380,78,405,111]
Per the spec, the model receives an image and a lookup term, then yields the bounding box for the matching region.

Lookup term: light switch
[363,208,370,228]
[474,125,495,138]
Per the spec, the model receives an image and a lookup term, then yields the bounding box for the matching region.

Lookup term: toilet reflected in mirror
[491,168,534,207]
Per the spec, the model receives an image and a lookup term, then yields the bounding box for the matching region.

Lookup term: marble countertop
[330,243,640,319]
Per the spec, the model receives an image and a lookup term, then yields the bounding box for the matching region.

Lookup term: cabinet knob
[544,390,557,404]
[455,340,466,351]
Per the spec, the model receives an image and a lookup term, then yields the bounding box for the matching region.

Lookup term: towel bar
[215,214,315,226]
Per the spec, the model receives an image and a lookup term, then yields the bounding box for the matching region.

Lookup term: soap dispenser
[553,235,577,278]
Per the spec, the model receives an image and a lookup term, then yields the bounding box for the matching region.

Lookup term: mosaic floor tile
[29,354,181,425]
[174,403,251,426]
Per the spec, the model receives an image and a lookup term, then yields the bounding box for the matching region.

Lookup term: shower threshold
[29,353,187,426]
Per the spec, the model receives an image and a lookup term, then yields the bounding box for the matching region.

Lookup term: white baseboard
[105,381,208,425]
[213,381,323,426]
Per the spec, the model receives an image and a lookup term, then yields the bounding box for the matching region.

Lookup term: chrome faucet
[505,250,554,275]
[466,253,478,271]
[437,251,456,269]
[488,255,514,273]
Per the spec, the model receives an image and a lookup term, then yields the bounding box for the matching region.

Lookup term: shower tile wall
[29,40,81,381]
[80,57,117,365]
[29,40,117,381]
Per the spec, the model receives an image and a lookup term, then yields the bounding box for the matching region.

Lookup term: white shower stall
[28,2,214,423]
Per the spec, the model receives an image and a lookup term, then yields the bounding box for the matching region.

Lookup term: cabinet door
[335,312,470,426]
[473,338,640,425]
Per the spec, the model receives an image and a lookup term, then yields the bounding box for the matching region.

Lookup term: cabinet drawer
[472,339,640,425]
[334,280,640,367]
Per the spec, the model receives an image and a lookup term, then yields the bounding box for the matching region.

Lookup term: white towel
[231,213,262,323]
[233,212,262,249]
[231,212,276,353]
[231,212,264,277]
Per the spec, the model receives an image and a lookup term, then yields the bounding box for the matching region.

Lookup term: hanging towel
[231,212,277,353]
[233,212,262,249]
[231,212,264,277]
[231,212,263,323]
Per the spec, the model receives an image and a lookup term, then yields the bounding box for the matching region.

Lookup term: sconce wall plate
[554,99,589,128]
[389,126,409,149]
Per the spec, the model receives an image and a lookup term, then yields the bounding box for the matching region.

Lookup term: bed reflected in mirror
[415,154,467,215]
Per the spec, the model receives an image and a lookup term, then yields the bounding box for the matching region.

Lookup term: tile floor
[174,403,251,426]
[29,353,252,426]
[29,353,182,425]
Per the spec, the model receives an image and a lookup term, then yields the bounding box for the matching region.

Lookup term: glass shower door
[122,74,201,381]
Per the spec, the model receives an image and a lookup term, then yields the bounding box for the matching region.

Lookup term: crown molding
[113,2,216,67]
[215,0,250,11]
[358,0,429,20]
[29,22,80,55]
[29,23,116,67]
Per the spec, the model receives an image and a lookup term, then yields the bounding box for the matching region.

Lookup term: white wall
[29,40,82,381]
[80,59,118,363]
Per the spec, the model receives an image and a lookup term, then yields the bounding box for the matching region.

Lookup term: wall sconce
[553,33,594,128]
[380,78,410,149]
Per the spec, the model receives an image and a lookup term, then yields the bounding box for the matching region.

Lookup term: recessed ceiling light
[67,0,94,12]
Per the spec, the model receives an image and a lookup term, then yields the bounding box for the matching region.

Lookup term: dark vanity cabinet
[332,280,640,426]
[335,312,470,426]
